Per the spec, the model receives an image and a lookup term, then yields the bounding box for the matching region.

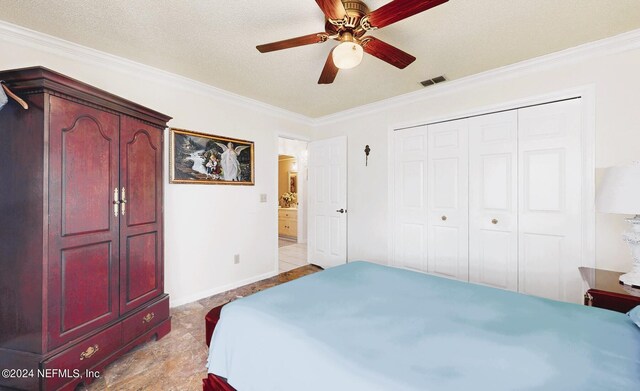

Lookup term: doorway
[278,138,308,272]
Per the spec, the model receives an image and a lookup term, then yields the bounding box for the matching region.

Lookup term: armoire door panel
[518,99,583,303]
[125,131,159,227]
[60,242,113,332]
[48,96,120,349]
[119,117,164,314]
[394,126,428,271]
[469,111,518,292]
[60,117,114,236]
[50,97,119,237]
[126,232,159,302]
[427,120,469,281]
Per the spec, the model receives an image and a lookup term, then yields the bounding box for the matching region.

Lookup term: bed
[204,261,640,390]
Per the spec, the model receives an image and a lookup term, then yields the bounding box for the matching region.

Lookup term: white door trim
[388,85,596,276]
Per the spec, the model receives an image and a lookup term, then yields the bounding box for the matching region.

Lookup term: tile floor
[82,265,321,391]
[278,239,308,273]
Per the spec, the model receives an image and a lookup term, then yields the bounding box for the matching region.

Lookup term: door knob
[491,219,498,224]
[336,209,346,213]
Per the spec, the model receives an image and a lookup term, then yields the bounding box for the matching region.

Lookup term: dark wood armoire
[0,67,172,390]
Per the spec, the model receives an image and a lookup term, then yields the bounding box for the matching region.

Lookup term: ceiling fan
[256,0,448,84]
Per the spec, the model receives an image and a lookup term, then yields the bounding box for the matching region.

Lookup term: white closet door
[468,111,518,291]
[393,126,429,271]
[427,120,469,281]
[518,99,583,303]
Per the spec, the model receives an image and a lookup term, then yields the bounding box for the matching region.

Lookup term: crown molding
[2,19,639,129]
[0,20,314,127]
[313,28,640,126]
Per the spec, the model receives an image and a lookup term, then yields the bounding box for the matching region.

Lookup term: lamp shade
[332,42,364,70]
[596,162,640,214]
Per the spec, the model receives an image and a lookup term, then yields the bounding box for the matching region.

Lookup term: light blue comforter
[208,262,640,390]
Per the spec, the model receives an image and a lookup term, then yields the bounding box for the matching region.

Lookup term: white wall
[313,35,640,273]
[0,23,313,307]
[3,20,639,306]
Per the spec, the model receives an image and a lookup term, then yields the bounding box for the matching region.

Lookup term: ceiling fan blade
[318,50,339,84]
[315,0,347,21]
[361,37,416,69]
[365,0,448,29]
[257,32,329,53]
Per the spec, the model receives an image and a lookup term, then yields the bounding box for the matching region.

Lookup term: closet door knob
[441,216,447,221]
[491,219,498,224]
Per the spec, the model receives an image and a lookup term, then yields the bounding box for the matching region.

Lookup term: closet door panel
[393,126,428,271]
[427,120,469,280]
[518,99,583,303]
[468,111,518,291]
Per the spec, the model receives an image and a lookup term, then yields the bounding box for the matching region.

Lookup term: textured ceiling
[1,0,640,118]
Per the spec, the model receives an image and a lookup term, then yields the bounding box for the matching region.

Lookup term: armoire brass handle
[79,344,99,361]
[142,312,155,324]
[113,188,120,217]
[121,187,127,215]
[491,219,498,224]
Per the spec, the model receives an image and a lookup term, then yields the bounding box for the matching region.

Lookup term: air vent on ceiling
[420,75,447,87]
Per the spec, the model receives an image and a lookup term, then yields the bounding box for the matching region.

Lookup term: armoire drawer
[122,295,170,344]
[43,323,122,390]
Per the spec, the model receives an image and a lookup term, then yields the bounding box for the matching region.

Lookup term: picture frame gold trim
[169,127,255,185]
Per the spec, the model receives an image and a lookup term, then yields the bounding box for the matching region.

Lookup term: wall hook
[364,145,371,166]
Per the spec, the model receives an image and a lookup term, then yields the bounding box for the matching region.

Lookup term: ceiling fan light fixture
[332,41,364,70]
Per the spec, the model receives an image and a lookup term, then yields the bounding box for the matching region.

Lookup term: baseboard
[169,270,279,308]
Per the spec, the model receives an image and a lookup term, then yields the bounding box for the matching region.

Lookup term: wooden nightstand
[579,267,640,313]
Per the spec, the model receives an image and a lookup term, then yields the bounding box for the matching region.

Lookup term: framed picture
[288,171,298,193]
[169,128,255,185]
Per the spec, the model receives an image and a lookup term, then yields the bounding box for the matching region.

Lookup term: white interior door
[468,111,519,291]
[517,99,583,303]
[308,136,347,269]
[427,120,469,280]
[393,126,429,271]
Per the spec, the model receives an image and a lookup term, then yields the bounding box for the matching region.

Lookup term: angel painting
[169,128,254,185]
[215,141,250,181]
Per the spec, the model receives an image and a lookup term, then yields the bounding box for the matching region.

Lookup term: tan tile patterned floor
[279,242,308,273]
[81,265,321,391]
